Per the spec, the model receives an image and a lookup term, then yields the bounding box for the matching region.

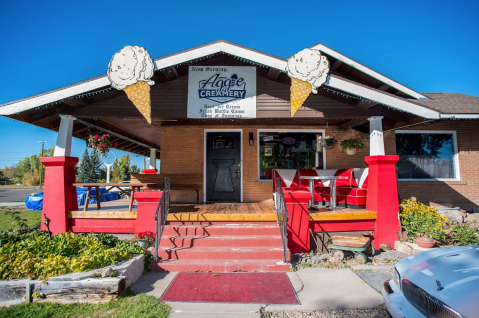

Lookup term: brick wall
[160,123,370,203]
[160,121,479,211]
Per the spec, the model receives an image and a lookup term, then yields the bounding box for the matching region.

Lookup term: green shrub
[443,222,479,246]
[0,231,146,280]
[400,199,479,246]
[400,199,446,242]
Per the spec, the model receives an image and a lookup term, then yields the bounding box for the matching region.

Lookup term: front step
[151,221,290,272]
[161,235,283,248]
[150,259,290,272]
[162,223,280,236]
[157,246,285,260]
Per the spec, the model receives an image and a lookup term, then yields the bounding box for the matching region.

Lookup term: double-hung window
[395,131,460,181]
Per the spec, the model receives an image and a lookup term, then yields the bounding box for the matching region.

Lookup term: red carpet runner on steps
[161,272,299,304]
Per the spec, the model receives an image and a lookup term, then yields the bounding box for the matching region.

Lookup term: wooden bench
[131,173,202,202]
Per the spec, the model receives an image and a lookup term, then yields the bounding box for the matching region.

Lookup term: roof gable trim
[310,43,429,101]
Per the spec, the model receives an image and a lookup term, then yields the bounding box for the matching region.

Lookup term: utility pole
[38,140,47,188]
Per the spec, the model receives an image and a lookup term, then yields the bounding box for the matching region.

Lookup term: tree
[131,165,141,174]
[77,149,91,182]
[89,152,102,183]
[2,166,17,179]
[111,154,132,182]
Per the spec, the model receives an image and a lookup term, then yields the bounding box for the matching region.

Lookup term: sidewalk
[130,268,385,317]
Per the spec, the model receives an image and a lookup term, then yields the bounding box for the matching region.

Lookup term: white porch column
[368,116,385,156]
[149,148,157,169]
[54,115,76,157]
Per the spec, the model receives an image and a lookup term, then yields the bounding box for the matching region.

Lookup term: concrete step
[160,235,284,248]
[162,223,280,236]
[156,246,286,260]
[150,259,291,272]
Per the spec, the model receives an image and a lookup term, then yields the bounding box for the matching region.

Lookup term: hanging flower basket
[320,136,337,149]
[87,131,118,157]
[346,148,357,155]
[339,136,368,154]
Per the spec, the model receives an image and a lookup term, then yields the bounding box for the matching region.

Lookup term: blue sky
[1,0,478,169]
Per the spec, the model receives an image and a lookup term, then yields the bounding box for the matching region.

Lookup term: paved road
[0,189,42,203]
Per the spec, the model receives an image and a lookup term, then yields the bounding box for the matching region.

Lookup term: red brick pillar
[365,155,401,250]
[40,157,79,234]
[283,190,312,255]
[135,191,163,233]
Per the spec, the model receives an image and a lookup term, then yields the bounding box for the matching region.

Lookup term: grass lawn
[0,292,171,318]
[0,208,42,231]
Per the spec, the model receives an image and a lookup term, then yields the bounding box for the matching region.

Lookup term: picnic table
[72,183,155,212]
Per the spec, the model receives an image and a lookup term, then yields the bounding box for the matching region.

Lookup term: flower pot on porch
[414,237,436,248]
[135,239,149,250]
[346,148,356,155]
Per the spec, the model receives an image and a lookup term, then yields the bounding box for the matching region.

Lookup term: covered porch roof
[1,40,477,157]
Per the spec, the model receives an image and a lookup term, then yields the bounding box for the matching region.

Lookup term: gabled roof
[414,93,479,118]
[310,43,429,101]
[0,40,462,119]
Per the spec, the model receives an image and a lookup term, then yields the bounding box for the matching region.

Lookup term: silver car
[383,245,479,318]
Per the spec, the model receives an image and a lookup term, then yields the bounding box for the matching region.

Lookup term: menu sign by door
[187,66,256,118]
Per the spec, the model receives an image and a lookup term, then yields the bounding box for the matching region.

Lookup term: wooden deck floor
[68,199,376,222]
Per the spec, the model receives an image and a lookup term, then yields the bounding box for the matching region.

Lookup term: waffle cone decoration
[123,81,152,124]
[285,48,330,117]
[107,46,155,124]
[290,77,312,117]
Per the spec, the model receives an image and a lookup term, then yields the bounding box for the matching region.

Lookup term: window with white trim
[395,131,459,180]
[258,130,325,181]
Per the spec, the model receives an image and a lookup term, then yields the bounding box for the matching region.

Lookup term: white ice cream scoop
[107,46,155,90]
[285,48,330,94]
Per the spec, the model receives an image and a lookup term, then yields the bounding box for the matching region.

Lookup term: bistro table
[299,176,348,211]
[72,183,155,212]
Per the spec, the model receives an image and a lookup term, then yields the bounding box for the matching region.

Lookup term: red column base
[365,155,401,250]
[283,189,312,255]
[40,156,79,234]
[135,191,163,234]
[143,169,158,174]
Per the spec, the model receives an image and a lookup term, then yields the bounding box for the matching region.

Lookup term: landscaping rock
[444,209,466,223]
[101,267,114,278]
[467,213,479,226]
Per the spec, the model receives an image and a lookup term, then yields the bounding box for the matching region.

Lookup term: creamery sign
[187,66,256,118]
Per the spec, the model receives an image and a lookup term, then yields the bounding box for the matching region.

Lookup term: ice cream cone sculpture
[107,46,155,124]
[285,49,330,117]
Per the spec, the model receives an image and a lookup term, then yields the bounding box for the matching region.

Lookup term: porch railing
[275,177,288,262]
[153,177,170,262]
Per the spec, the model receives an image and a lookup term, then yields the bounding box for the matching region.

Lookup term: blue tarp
[25,188,118,211]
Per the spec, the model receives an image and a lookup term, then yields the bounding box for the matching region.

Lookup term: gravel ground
[292,250,408,270]
[262,308,390,318]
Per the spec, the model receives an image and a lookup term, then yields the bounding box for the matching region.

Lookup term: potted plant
[87,131,118,157]
[320,135,337,149]
[414,232,436,248]
[339,136,368,155]
[133,231,156,249]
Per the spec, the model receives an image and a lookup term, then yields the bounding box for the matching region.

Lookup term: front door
[206,132,241,202]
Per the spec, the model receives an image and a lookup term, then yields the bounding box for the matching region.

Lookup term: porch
[68,199,377,224]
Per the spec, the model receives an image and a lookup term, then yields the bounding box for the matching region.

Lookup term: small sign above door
[187,66,257,119]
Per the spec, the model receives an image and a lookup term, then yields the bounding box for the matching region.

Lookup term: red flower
[102,134,106,138]
[115,142,119,147]
[100,144,105,148]
[94,134,99,140]
[89,134,92,137]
